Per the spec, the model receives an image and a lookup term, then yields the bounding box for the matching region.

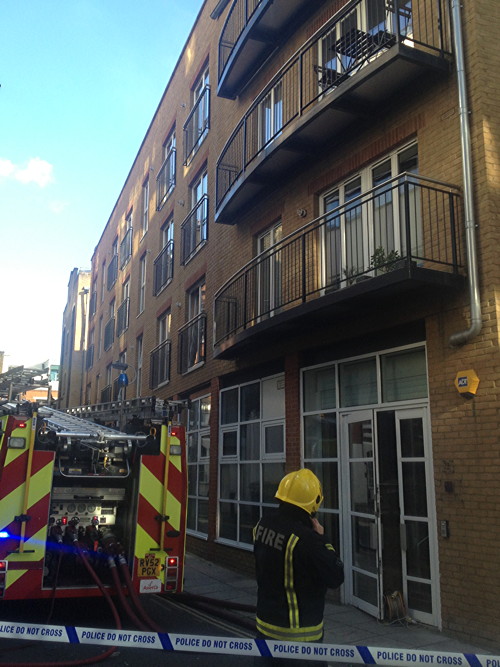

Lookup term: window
[187,395,211,536]
[150,310,171,388]
[120,212,133,269]
[138,254,147,315]
[104,300,115,352]
[98,316,103,359]
[154,217,174,295]
[142,179,149,236]
[86,328,95,371]
[181,170,208,264]
[136,335,143,397]
[259,81,282,149]
[100,261,106,303]
[184,66,210,164]
[107,239,118,290]
[219,375,285,547]
[116,279,130,337]
[178,280,206,374]
[256,221,282,319]
[157,130,176,210]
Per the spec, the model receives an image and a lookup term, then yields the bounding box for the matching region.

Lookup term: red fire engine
[0,402,187,602]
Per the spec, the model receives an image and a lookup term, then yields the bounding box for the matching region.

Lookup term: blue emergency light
[0,531,10,539]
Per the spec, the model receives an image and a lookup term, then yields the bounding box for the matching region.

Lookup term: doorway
[341,406,439,625]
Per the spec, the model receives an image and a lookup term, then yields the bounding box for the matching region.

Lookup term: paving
[183,552,499,659]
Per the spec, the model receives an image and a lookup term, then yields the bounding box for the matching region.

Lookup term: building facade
[58,268,91,410]
[77,0,500,646]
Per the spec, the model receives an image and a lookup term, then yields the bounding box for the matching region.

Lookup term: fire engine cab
[0,402,187,601]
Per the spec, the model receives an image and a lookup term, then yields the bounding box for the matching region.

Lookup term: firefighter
[253,469,344,662]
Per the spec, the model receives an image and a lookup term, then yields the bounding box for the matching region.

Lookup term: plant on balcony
[370,246,401,274]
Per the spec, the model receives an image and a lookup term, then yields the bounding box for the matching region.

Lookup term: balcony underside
[213,264,465,359]
[218,0,326,100]
[216,44,450,224]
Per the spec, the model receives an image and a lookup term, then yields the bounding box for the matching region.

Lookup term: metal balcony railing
[183,86,210,166]
[181,195,209,265]
[116,298,130,338]
[216,0,452,211]
[120,228,133,269]
[214,174,463,347]
[85,344,94,371]
[153,240,174,296]
[219,0,264,81]
[150,339,171,389]
[104,317,115,351]
[107,254,118,291]
[178,313,207,374]
[101,384,112,404]
[156,147,176,210]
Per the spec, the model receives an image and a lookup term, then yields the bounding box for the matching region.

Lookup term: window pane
[406,520,430,579]
[240,503,261,545]
[264,424,284,455]
[188,433,198,463]
[222,430,237,457]
[189,401,200,430]
[198,463,209,497]
[263,462,285,503]
[220,464,238,500]
[400,417,425,458]
[402,462,428,516]
[340,358,377,406]
[304,414,337,459]
[240,382,260,421]
[382,348,427,402]
[200,396,211,427]
[308,462,339,511]
[200,433,210,459]
[219,502,237,541]
[303,366,336,412]
[221,388,238,424]
[188,464,197,495]
[240,423,260,461]
[240,463,260,502]
[198,500,208,535]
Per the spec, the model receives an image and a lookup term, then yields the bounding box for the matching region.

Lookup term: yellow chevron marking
[140,464,163,511]
[134,523,160,559]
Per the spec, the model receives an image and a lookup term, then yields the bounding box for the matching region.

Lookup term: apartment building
[80,0,500,646]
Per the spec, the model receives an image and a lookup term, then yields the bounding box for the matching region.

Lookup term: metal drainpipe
[449,0,482,346]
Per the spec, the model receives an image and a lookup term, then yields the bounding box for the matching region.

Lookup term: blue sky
[0,0,203,369]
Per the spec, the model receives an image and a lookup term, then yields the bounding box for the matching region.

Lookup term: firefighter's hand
[311,517,324,535]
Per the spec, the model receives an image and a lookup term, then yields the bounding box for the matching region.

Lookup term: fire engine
[0,401,187,602]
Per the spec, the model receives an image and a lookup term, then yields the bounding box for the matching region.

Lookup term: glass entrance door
[342,411,382,617]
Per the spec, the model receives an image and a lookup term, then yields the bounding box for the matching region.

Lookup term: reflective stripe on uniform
[256,616,324,642]
[284,534,299,628]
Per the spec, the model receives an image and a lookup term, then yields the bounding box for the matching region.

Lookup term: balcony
[150,339,171,389]
[216,0,452,224]
[156,147,176,210]
[183,86,210,166]
[181,195,209,265]
[153,240,174,296]
[116,298,130,338]
[178,313,207,374]
[214,174,465,358]
[218,0,327,99]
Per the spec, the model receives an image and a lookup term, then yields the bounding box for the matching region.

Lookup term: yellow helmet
[275,469,323,515]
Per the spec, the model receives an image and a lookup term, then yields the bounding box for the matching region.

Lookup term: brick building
[78,0,500,646]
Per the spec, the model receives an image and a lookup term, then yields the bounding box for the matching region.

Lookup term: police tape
[0,621,498,666]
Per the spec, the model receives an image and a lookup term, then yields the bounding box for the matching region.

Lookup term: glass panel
[263,462,285,503]
[239,504,261,545]
[324,190,341,288]
[187,433,198,463]
[240,423,260,460]
[344,177,364,276]
[352,517,377,573]
[402,462,427,516]
[407,580,432,614]
[316,510,340,548]
[340,358,377,406]
[400,417,425,458]
[222,430,237,457]
[264,424,284,455]
[304,414,337,459]
[240,463,260,502]
[198,463,209,497]
[189,400,200,430]
[372,159,394,260]
[221,388,238,424]
[353,570,378,607]
[350,462,375,514]
[200,396,211,427]
[303,366,336,412]
[219,502,237,541]
[382,348,427,402]
[187,502,196,531]
[188,465,197,495]
[220,464,238,500]
[348,420,373,458]
[240,382,260,421]
[200,434,210,459]
[406,520,430,579]
[198,499,208,534]
[308,461,339,510]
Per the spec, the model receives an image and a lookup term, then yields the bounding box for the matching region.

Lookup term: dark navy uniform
[253,502,344,643]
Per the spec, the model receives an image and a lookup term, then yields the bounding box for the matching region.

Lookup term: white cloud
[49,200,68,214]
[0,156,54,187]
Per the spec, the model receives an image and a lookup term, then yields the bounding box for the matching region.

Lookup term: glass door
[341,411,382,617]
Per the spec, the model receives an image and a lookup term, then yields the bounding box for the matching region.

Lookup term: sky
[0,0,204,370]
